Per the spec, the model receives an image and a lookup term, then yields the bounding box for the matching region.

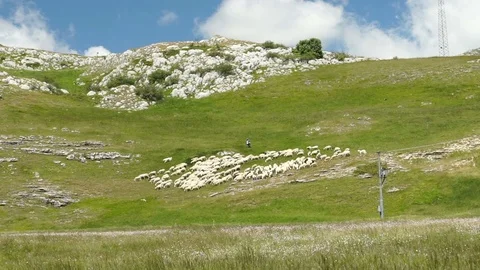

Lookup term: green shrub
[133,58,153,66]
[59,61,70,67]
[261,41,287,49]
[86,82,101,92]
[266,52,281,59]
[148,69,172,84]
[280,54,298,62]
[224,54,236,61]
[214,63,235,76]
[207,50,225,58]
[170,63,184,72]
[143,59,153,66]
[165,76,179,87]
[333,52,349,62]
[135,85,164,102]
[40,76,61,89]
[132,58,141,65]
[188,43,210,51]
[26,62,41,69]
[192,67,214,77]
[164,49,180,58]
[296,52,318,62]
[294,38,323,59]
[107,75,136,88]
[0,53,6,62]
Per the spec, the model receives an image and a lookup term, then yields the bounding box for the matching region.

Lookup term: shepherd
[246,138,251,148]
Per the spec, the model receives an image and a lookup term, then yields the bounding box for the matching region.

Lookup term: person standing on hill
[246,138,251,148]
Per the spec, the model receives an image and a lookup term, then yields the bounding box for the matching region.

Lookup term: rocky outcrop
[0,44,98,70]
[0,71,68,94]
[1,36,374,110]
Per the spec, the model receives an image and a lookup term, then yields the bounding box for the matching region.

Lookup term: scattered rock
[0,157,18,163]
[358,173,373,179]
[10,182,78,208]
[387,187,403,193]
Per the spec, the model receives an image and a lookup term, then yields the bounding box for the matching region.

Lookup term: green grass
[1,56,480,231]
[0,219,478,269]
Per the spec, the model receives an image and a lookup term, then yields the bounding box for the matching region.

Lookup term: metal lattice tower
[438,0,449,56]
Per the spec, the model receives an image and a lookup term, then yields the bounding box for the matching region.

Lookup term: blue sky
[0,0,478,58]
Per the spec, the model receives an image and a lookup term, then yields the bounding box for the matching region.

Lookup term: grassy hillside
[1,56,480,231]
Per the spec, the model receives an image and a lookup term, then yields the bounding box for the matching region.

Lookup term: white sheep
[163,157,172,163]
[358,149,367,156]
[323,145,332,150]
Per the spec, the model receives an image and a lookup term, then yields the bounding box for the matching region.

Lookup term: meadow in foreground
[1,218,479,269]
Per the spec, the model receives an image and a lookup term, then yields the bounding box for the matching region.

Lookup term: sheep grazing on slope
[358,149,367,156]
[323,145,332,150]
[307,145,319,151]
[163,157,173,163]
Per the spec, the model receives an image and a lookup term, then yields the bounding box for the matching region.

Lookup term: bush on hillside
[165,76,179,87]
[214,63,235,76]
[266,52,281,59]
[26,62,41,69]
[135,85,164,102]
[224,54,236,61]
[261,41,287,49]
[148,69,172,84]
[164,49,180,58]
[333,52,349,62]
[41,76,61,89]
[86,82,101,93]
[192,67,214,77]
[296,52,318,62]
[188,42,210,51]
[107,75,136,88]
[207,50,225,58]
[60,61,70,67]
[294,38,323,59]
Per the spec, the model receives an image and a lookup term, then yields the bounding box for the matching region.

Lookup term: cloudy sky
[0,0,478,58]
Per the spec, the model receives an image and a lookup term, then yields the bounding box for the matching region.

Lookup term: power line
[438,0,449,56]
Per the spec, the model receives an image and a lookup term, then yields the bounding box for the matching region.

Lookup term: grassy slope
[0,56,480,231]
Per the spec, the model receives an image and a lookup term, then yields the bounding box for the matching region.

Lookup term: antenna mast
[438,0,449,56]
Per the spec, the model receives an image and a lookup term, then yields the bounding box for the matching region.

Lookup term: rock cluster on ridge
[0,36,374,110]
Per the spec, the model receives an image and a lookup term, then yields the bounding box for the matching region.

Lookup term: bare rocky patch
[0,134,131,164]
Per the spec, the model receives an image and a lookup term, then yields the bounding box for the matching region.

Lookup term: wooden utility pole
[377,152,385,219]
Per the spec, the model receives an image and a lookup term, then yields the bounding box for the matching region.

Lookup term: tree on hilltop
[294,38,323,60]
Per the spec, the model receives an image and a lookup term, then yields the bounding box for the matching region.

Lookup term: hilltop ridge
[0,36,371,110]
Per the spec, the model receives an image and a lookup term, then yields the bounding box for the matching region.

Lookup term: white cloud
[0,5,77,53]
[83,46,112,57]
[158,10,178,26]
[197,0,344,49]
[197,0,480,58]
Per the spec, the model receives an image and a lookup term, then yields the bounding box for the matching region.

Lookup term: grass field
[0,56,480,232]
[1,218,479,269]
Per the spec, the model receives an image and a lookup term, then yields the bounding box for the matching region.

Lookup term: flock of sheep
[135,145,367,191]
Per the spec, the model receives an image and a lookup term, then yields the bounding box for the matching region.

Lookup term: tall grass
[1,219,479,269]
